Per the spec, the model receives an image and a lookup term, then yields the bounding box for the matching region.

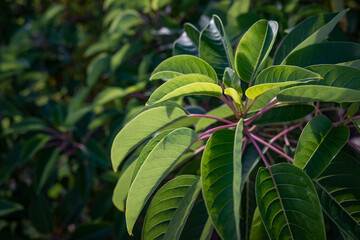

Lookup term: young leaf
[223,67,242,92]
[294,114,349,179]
[150,55,217,81]
[201,129,240,240]
[225,88,242,106]
[142,175,200,240]
[256,163,326,240]
[173,23,199,56]
[274,10,348,64]
[283,42,360,67]
[111,102,188,171]
[146,74,223,106]
[164,178,202,240]
[245,65,321,99]
[126,128,197,235]
[314,150,360,240]
[235,20,278,83]
[199,15,234,78]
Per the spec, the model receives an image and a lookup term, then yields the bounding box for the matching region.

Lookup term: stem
[221,95,240,119]
[250,133,294,163]
[245,101,282,123]
[348,140,360,154]
[269,122,303,144]
[188,114,234,124]
[197,134,212,142]
[352,115,360,120]
[198,123,237,138]
[194,145,206,154]
[243,97,257,116]
[244,128,271,168]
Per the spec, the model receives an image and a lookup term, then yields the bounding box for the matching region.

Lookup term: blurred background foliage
[0,0,359,239]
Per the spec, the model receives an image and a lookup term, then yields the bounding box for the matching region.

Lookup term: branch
[243,128,271,168]
[188,114,234,124]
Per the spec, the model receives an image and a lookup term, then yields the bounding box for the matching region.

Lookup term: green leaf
[200,218,214,240]
[164,178,202,240]
[131,130,173,183]
[225,88,242,106]
[305,65,360,91]
[294,114,349,179]
[274,10,348,64]
[199,15,234,78]
[86,53,110,87]
[256,163,326,240]
[126,128,197,235]
[223,67,242,92]
[277,85,360,103]
[113,158,137,212]
[249,208,269,240]
[245,65,321,99]
[195,104,234,132]
[173,23,199,56]
[142,175,200,240]
[72,222,113,240]
[19,134,51,165]
[352,118,360,134]
[36,148,60,191]
[0,199,23,217]
[29,193,54,234]
[108,9,142,34]
[283,42,360,67]
[150,55,217,81]
[233,120,243,239]
[247,88,280,114]
[111,102,188,171]
[146,74,222,106]
[180,200,210,240]
[235,20,278,83]
[252,104,314,125]
[3,118,47,136]
[314,150,360,239]
[201,129,240,240]
[111,42,142,71]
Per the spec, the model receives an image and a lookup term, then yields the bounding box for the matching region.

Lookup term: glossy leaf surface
[294,115,349,179]
[256,163,325,240]
[201,129,240,240]
[235,20,278,82]
[315,150,360,239]
[126,128,197,234]
[199,15,234,78]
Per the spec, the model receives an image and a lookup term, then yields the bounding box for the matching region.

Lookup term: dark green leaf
[256,163,326,240]
[0,199,23,217]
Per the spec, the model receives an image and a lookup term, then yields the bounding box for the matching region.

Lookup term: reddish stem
[269,122,303,144]
[245,101,282,124]
[194,145,206,154]
[244,128,271,168]
[188,114,234,124]
[198,123,237,138]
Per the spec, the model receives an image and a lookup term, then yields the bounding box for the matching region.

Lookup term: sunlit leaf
[111,102,188,171]
[126,128,197,234]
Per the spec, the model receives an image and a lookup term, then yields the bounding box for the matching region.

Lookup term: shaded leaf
[283,42,360,67]
[256,163,326,240]
[235,20,278,82]
[173,23,199,56]
[294,114,349,179]
[195,104,234,132]
[199,15,234,78]
[274,10,348,64]
[201,129,239,240]
[0,199,23,217]
[86,53,110,87]
[249,208,269,240]
[29,193,54,234]
[315,151,360,239]
[223,67,242,92]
